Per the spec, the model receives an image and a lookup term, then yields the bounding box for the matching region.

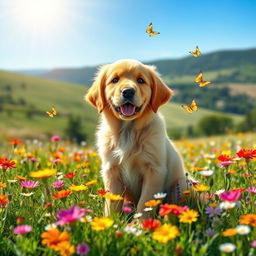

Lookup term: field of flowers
[0,133,255,256]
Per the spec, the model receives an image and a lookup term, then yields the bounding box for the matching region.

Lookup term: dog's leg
[102,165,124,216]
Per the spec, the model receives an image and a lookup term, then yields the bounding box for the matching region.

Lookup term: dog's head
[85,59,173,120]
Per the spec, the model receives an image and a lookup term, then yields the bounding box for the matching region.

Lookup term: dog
[85,59,187,218]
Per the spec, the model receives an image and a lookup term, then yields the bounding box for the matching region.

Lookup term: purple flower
[51,180,64,189]
[76,243,90,255]
[205,206,222,218]
[29,158,37,163]
[21,180,40,189]
[56,205,92,226]
[51,136,60,142]
[14,225,32,234]
[205,228,215,237]
[247,187,256,194]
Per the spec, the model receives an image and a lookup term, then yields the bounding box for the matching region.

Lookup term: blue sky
[0,0,255,69]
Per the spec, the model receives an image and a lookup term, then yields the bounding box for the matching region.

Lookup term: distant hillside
[36,48,256,85]
[0,70,242,143]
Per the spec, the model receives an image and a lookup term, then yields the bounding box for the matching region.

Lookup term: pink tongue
[120,104,136,116]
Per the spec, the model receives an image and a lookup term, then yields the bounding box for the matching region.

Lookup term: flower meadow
[0,134,255,256]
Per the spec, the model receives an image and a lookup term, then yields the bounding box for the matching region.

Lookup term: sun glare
[12,0,67,35]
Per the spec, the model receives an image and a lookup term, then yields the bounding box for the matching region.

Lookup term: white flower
[198,170,213,177]
[144,207,153,212]
[20,192,34,197]
[7,179,17,183]
[219,201,236,210]
[236,225,251,235]
[45,223,57,230]
[219,243,236,253]
[153,192,167,199]
[215,189,225,195]
[133,212,142,219]
[124,226,137,234]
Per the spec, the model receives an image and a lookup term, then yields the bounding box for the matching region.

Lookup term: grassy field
[0,133,255,255]
[0,70,243,143]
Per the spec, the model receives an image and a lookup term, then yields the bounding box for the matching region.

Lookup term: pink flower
[14,225,32,234]
[51,136,60,142]
[51,180,64,189]
[56,205,92,226]
[251,241,256,248]
[219,161,233,167]
[219,190,241,202]
[247,187,256,194]
[122,206,132,213]
[21,180,40,189]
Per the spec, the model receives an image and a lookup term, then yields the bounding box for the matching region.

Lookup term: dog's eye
[112,77,119,83]
[137,77,145,84]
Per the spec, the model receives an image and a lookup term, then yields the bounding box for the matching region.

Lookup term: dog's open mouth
[115,103,142,117]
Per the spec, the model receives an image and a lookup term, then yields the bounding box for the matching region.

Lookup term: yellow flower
[90,217,114,231]
[85,180,97,186]
[240,214,256,226]
[183,190,191,196]
[0,182,6,188]
[208,203,218,208]
[228,169,237,175]
[144,199,161,207]
[30,168,57,179]
[69,184,88,192]
[222,228,237,237]
[89,152,98,157]
[152,224,180,243]
[193,184,209,192]
[179,209,199,224]
[103,193,123,201]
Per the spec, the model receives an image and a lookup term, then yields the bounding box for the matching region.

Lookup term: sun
[11,0,67,35]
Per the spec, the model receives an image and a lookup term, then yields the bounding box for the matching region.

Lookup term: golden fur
[85,59,187,218]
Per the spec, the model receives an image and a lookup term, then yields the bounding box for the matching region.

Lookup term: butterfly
[194,71,212,87]
[189,46,201,57]
[181,99,198,114]
[146,23,160,37]
[46,106,57,118]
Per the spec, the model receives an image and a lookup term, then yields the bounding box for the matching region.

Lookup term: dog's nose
[122,88,135,99]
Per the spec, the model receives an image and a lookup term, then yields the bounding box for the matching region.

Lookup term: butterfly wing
[146,23,153,33]
[182,105,193,114]
[149,31,160,37]
[195,72,203,83]
[52,107,57,116]
[199,81,212,87]
[190,99,198,111]
[195,46,201,56]
[46,111,53,118]
[46,106,57,118]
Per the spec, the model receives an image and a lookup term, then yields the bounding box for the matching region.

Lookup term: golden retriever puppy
[85,59,187,218]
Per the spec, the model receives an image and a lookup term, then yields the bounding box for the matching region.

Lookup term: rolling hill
[0,70,242,143]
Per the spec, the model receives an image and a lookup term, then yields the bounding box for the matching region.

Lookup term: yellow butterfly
[189,46,201,57]
[46,106,57,118]
[194,71,212,87]
[181,99,198,114]
[146,23,160,37]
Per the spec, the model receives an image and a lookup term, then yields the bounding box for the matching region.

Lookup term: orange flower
[0,182,6,188]
[41,228,71,250]
[144,200,161,207]
[54,241,75,256]
[0,194,9,206]
[0,158,16,170]
[15,175,27,181]
[53,190,72,199]
[222,228,237,237]
[240,214,256,226]
[142,218,161,230]
[85,180,97,186]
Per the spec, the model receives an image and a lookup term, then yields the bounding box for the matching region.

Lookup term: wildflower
[103,193,123,201]
[9,138,23,145]
[219,243,236,253]
[97,189,109,195]
[219,190,241,202]
[45,223,57,230]
[0,194,9,206]
[20,192,34,197]
[251,241,256,247]
[144,199,161,207]
[51,136,61,142]
[142,219,161,230]
[218,154,235,162]
[69,184,88,192]
[55,241,75,256]
[0,182,6,188]
[64,172,76,179]
[159,204,188,217]
[133,213,143,219]
[90,217,114,231]
[21,180,40,189]
[235,225,250,235]
[153,192,167,199]
[30,168,57,179]
[85,180,97,186]
[56,205,91,226]
[14,225,32,234]
[0,158,16,170]
[51,180,64,189]
[193,184,209,192]
[215,189,225,195]
[240,214,256,226]
[236,149,256,159]
[247,187,256,193]
[205,228,215,237]
[222,228,237,237]
[122,206,132,213]
[53,190,72,199]
[15,175,26,181]
[152,224,180,243]
[144,207,153,212]
[205,206,222,217]
[76,243,90,255]
[219,201,236,210]
[198,170,213,177]
[16,216,24,225]
[178,209,199,224]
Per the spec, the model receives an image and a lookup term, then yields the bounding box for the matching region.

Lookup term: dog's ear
[85,64,110,113]
[149,66,173,113]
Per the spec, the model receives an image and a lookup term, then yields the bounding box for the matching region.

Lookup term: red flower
[53,190,72,199]
[0,158,16,170]
[217,154,235,162]
[97,189,109,195]
[64,172,76,179]
[236,149,256,159]
[142,218,161,230]
[159,204,188,217]
[8,139,23,145]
